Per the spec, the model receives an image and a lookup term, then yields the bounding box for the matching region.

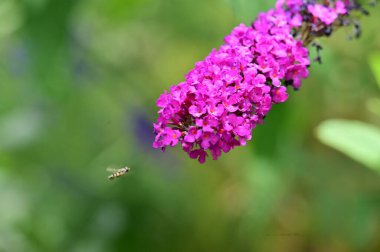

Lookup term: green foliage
[316,51,380,173]
[367,97,380,117]
[225,0,274,23]
[369,52,380,90]
[316,119,380,172]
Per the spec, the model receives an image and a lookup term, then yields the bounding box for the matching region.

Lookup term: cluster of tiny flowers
[276,0,371,46]
[153,0,372,163]
[276,0,347,26]
[153,8,309,163]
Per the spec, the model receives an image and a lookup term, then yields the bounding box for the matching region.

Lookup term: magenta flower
[189,104,206,118]
[184,126,202,143]
[153,0,371,163]
[207,102,224,117]
[189,149,207,164]
[308,4,338,25]
[335,1,347,15]
[200,132,219,149]
[153,127,181,149]
[272,86,289,103]
[196,116,218,132]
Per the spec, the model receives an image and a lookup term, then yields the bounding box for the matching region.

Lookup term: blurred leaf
[366,98,380,117]
[0,0,23,38]
[0,108,44,150]
[224,0,274,23]
[369,52,380,90]
[23,0,48,12]
[316,119,380,172]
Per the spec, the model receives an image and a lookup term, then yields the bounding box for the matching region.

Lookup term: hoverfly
[107,166,130,180]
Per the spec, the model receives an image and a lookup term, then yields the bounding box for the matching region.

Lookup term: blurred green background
[0,0,380,251]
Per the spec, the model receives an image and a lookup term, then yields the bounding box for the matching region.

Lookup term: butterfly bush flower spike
[153,0,373,163]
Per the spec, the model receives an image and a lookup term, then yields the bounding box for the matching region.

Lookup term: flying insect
[107,166,130,180]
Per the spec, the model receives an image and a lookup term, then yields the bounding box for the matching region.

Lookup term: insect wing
[106,167,118,173]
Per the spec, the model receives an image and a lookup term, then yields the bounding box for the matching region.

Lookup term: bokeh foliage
[0,0,380,251]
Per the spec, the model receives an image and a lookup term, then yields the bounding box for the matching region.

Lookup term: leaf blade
[316,119,380,172]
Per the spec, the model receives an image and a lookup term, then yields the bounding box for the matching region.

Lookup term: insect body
[107,167,130,180]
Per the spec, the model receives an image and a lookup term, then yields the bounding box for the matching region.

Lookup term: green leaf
[0,108,44,151]
[316,119,380,172]
[0,0,23,38]
[366,98,380,117]
[369,52,380,90]
[224,0,275,23]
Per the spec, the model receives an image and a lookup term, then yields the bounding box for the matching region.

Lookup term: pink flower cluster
[308,1,346,25]
[153,8,309,163]
[277,0,348,26]
[153,0,369,163]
